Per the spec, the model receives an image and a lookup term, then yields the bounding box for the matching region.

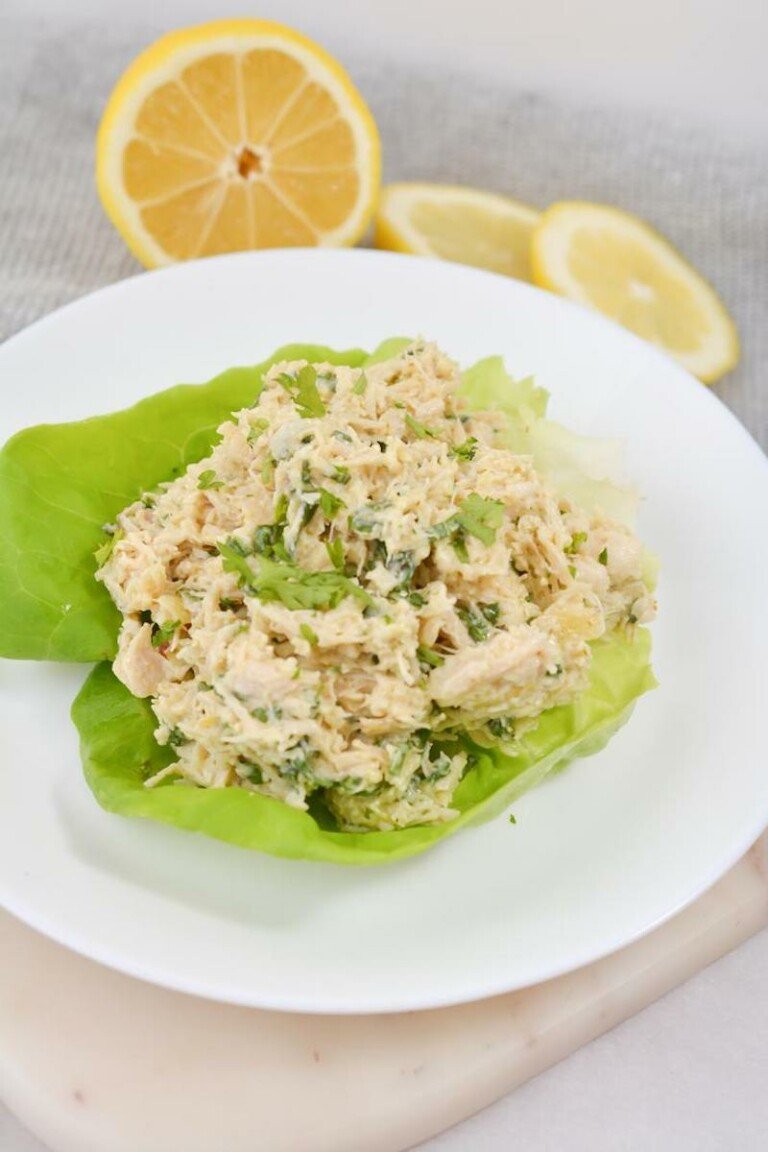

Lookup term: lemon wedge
[532,201,739,382]
[96,19,381,266]
[375,183,540,280]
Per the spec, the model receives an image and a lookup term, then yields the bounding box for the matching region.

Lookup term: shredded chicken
[97,342,655,831]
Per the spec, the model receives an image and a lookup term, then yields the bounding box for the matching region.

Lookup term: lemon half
[97,19,381,266]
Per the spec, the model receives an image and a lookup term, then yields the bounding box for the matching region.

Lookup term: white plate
[1,249,766,1014]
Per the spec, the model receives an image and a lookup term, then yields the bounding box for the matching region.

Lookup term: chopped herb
[277,365,326,418]
[218,544,373,611]
[167,727,188,748]
[219,597,241,611]
[300,623,319,646]
[252,707,269,723]
[273,493,289,524]
[261,456,275,485]
[457,604,492,642]
[141,495,155,509]
[417,644,445,671]
[386,550,416,590]
[564,531,587,554]
[197,469,224,491]
[405,413,438,439]
[349,502,386,535]
[487,717,515,740]
[478,602,501,626]
[318,488,345,518]
[568,564,577,578]
[352,372,368,395]
[279,738,316,784]
[325,538,345,571]
[407,590,428,608]
[299,501,318,530]
[247,417,269,444]
[330,465,351,485]
[450,436,479,462]
[94,527,123,567]
[599,547,609,565]
[239,759,263,783]
[508,813,517,825]
[333,430,353,443]
[455,493,504,545]
[452,531,470,563]
[151,619,180,648]
[427,494,504,554]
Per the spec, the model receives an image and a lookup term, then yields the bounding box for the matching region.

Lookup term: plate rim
[1,246,766,1014]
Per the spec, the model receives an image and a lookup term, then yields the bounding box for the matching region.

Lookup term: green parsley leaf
[349,502,386,535]
[405,413,438,439]
[325,538,345,571]
[417,644,445,670]
[151,619,181,648]
[407,590,427,608]
[478,602,500,626]
[599,547,609,565]
[455,493,504,545]
[278,365,326,418]
[247,418,269,444]
[251,707,269,723]
[564,531,587,555]
[218,545,373,611]
[167,727,188,748]
[330,465,351,485]
[426,494,504,555]
[261,456,275,485]
[318,488,345,518]
[457,604,491,642]
[197,469,224,490]
[452,531,470,563]
[300,623,319,646]
[450,436,479,461]
[488,717,515,740]
[352,372,368,395]
[94,527,123,568]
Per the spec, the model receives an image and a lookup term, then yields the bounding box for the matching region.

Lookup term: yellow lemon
[531,201,739,382]
[375,183,540,280]
[96,19,381,266]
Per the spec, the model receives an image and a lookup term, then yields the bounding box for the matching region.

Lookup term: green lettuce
[0,341,655,864]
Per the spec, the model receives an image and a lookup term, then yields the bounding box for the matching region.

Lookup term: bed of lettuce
[0,340,655,864]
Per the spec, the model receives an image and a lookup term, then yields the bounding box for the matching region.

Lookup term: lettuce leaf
[459,356,640,525]
[0,339,655,864]
[0,345,365,661]
[72,628,654,865]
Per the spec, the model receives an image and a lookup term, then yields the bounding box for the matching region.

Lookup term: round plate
[1,249,766,1014]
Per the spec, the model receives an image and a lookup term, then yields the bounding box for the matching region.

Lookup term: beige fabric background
[1,12,766,452]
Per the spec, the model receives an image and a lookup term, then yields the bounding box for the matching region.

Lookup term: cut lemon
[375,183,540,280]
[531,202,739,382]
[96,19,380,266]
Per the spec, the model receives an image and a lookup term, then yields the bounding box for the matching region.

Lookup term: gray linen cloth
[1,14,766,447]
